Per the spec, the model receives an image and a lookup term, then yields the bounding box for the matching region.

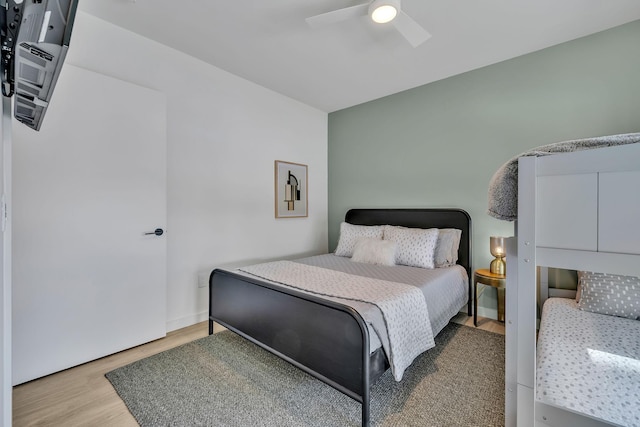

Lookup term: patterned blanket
[239,261,434,381]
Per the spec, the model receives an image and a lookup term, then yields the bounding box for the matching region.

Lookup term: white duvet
[240,260,435,381]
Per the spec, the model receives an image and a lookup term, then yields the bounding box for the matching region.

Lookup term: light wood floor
[13,322,209,427]
[451,311,506,335]
[13,315,504,426]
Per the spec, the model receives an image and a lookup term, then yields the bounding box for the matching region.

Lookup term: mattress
[236,254,469,354]
[537,298,640,427]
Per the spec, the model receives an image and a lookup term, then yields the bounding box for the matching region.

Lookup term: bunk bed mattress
[235,254,469,354]
[537,297,640,427]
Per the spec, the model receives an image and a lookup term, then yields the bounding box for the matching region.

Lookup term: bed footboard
[209,268,373,426]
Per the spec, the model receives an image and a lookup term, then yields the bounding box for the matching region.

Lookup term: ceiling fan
[306,0,431,47]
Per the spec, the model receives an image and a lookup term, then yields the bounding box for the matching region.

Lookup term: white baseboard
[166,310,208,333]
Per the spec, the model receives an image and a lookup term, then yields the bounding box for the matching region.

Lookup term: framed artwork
[275,160,308,218]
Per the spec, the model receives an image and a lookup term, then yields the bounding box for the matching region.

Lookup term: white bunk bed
[499,141,640,427]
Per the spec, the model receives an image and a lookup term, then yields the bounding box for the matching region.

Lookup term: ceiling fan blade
[305,3,369,28]
[393,10,431,47]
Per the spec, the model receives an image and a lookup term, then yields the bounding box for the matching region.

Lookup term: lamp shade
[490,236,505,257]
[489,236,506,275]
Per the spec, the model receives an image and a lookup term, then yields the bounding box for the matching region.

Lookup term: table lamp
[490,236,506,275]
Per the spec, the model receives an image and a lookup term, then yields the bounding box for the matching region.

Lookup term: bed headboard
[345,208,472,314]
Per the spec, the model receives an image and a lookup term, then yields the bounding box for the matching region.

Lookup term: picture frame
[274,160,308,218]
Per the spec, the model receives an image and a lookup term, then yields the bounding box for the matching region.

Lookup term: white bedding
[240,260,433,381]
[296,254,469,338]
[537,298,640,427]
[234,254,468,379]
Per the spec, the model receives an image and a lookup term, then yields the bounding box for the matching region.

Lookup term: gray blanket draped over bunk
[487,132,640,221]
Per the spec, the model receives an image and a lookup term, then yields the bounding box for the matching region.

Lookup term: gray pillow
[434,228,462,268]
[577,271,640,320]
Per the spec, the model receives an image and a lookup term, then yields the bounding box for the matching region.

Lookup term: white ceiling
[79,1,640,112]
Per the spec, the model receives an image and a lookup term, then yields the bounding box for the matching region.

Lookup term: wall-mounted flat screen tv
[1,0,79,131]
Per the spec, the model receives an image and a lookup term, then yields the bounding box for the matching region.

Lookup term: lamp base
[490,257,506,276]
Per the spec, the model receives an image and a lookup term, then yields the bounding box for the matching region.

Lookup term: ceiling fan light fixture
[306,0,430,48]
[371,5,397,23]
[369,0,400,24]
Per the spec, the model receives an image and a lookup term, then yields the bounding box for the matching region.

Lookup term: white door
[12,65,167,384]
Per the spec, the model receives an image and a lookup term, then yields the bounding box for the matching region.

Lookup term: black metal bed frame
[209,208,472,426]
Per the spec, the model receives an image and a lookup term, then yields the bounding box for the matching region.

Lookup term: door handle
[144,228,164,236]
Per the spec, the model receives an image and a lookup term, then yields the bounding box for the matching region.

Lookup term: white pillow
[351,238,396,266]
[434,228,462,268]
[334,222,384,257]
[383,225,439,269]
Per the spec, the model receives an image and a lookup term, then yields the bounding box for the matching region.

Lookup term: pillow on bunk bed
[577,271,640,320]
[351,237,397,266]
[383,225,439,269]
[335,222,384,257]
[434,228,462,268]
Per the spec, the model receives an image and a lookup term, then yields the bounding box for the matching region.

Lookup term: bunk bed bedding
[487,132,640,221]
[236,253,469,359]
[536,298,640,427]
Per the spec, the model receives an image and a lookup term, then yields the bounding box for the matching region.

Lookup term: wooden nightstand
[474,268,506,326]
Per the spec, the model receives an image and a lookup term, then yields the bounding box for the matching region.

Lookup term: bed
[537,297,640,426]
[209,208,472,426]
[487,135,640,427]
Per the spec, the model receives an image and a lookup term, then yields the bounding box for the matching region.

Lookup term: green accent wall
[328,20,640,314]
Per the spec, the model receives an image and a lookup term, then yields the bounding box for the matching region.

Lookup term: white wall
[62,12,328,331]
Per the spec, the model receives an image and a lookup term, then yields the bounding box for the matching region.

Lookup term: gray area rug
[106,323,504,426]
